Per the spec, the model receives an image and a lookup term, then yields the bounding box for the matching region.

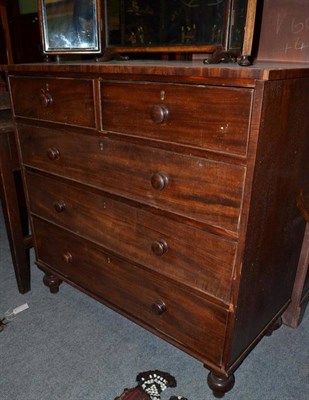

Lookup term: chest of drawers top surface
[3,60,309,81]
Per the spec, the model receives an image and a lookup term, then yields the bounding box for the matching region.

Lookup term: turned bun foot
[43,274,62,293]
[207,372,235,398]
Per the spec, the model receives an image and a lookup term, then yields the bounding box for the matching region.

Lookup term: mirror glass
[40,0,100,53]
[106,0,247,51]
[229,0,247,49]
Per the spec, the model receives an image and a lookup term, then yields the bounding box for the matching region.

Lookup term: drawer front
[101,81,253,156]
[33,217,228,365]
[26,171,237,303]
[19,125,245,232]
[9,76,95,128]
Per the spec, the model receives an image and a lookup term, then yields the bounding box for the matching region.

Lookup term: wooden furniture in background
[283,188,309,328]
[0,0,13,64]
[6,0,42,64]
[0,1,32,293]
[4,61,309,397]
[0,97,32,293]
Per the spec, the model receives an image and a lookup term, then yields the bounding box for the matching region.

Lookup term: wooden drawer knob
[151,300,167,315]
[150,104,169,124]
[151,239,168,256]
[151,173,168,191]
[40,91,53,107]
[47,147,60,161]
[53,200,66,213]
[62,252,73,263]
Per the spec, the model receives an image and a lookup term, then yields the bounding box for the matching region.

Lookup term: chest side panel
[228,78,309,368]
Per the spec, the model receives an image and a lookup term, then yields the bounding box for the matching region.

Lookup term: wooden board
[257,0,309,63]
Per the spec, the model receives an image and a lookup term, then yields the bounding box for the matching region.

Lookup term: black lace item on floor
[114,370,188,400]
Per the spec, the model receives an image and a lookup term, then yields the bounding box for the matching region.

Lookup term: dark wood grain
[6,61,309,396]
[33,217,228,366]
[102,81,253,157]
[17,124,245,233]
[2,61,309,82]
[283,219,309,328]
[0,0,14,64]
[228,77,309,370]
[26,170,237,304]
[0,109,32,293]
[9,76,96,128]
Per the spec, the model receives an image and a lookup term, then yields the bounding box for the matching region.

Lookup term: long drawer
[18,124,245,233]
[9,76,96,128]
[26,171,237,303]
[101,81,253,157]
[33,217,228,365]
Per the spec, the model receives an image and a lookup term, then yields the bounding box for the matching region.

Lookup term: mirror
[38,0,101,54]
[37,0,257,64]
[105,0,249,54]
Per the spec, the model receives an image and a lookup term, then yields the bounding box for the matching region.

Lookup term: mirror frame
[37,0,257,63]
[38,0,102,55]
[103,0,257,61]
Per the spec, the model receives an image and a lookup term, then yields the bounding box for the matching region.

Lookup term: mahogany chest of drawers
[5,61,309,396]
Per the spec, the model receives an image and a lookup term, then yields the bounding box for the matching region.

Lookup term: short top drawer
[9,76,95,128]
[101,81,253,157]
[18,124,246,233]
